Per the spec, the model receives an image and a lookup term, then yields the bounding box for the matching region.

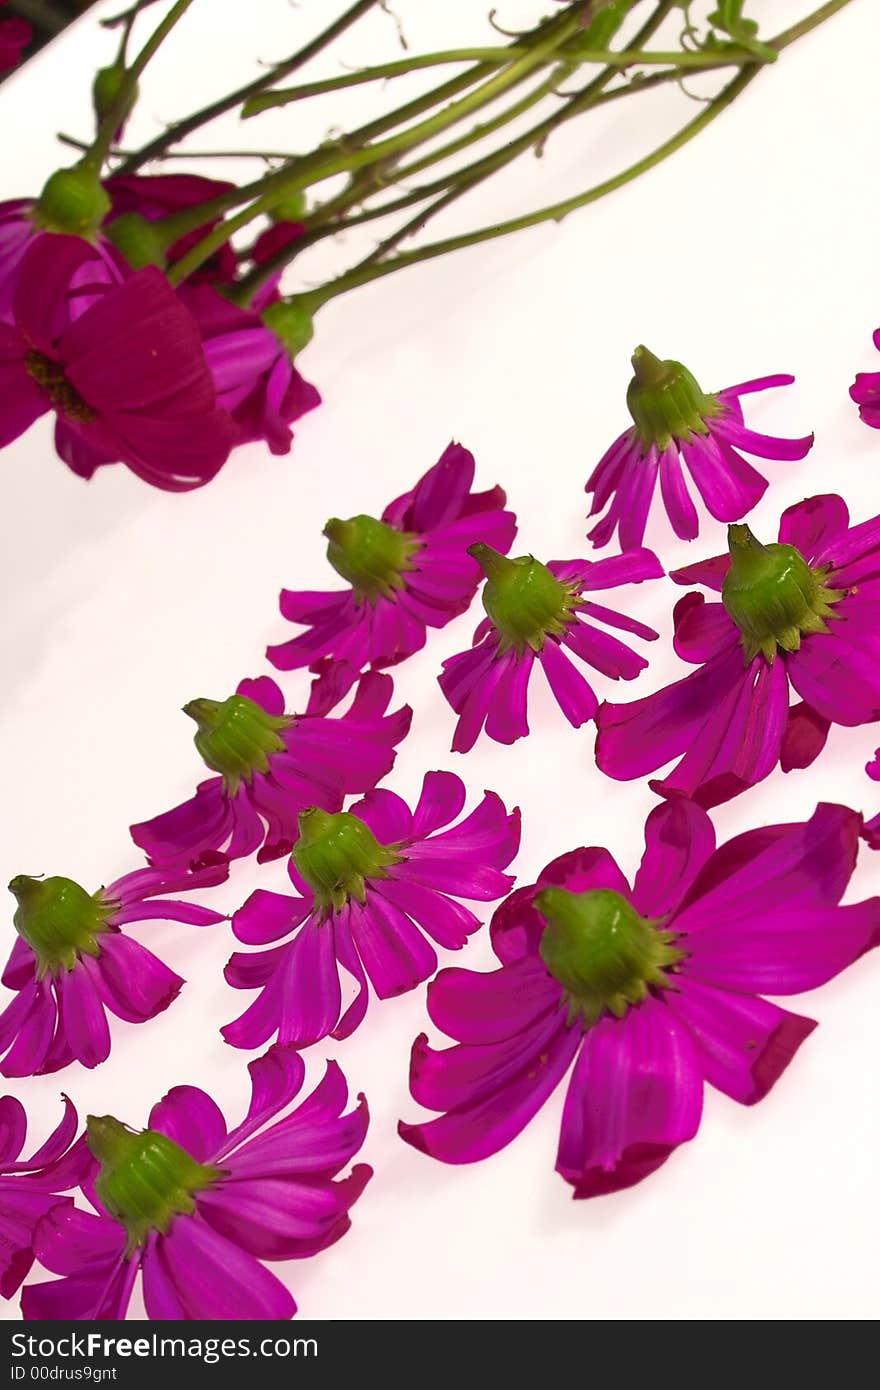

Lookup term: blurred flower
[0,858,228,1077]
[131,672,410,870]
[595,494,880,807]
[0,1095,86,1299]
[22,1045,370,1320]
[105,174,238,285]
[267,442,517,675]
[223,771,520,1051]
[586,346,812,548]
[439,545,661,751]
[0,2,30,76]
[0,235,234,489]
[400,801,879,1197]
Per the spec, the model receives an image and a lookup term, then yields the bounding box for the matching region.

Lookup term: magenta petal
[538,639,598,727]
[145,1216,295,1320]
[426,957,563,1044]
[57,964,110,1069]
[218,1044,306,1158]
[349,894,437,999]
[232,889,311,945]
[94,934,183,1024]
[666,977,816,1105]
[630,800,716,921]
[780,701,831,772]
[411,770,467,838]
[778,493,850,560]
[149,1086,227,1162]
[673,592,738,664]
[682,899,880,995]
[556,997,703,1198]
[399,1013,579,1164]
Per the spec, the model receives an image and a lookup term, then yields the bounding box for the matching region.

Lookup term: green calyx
[626,345,721,452]
[324,514,420,603]
[183,693,294,792]
[8,875,113,978]
[292,808,401,915]
[269,189,307,223]
[88,1117,220,1253]
[262,300,314,357]
[104,213,167,270]
[722,524,842,663]
[470,544,579,654]
[32,165,111,241]
[536,887,683,1028]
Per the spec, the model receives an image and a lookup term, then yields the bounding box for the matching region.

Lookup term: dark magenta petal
[218,1044,307,1158]
[666,977,816,1105]
[556,997,703,1198]
[777,493,850,560]
[383,440,476,531]
[426,957,562,1044]
[780,702,831,772]
[672,592,738,664]
[149,1085,227,1162]
[631,800,716,921]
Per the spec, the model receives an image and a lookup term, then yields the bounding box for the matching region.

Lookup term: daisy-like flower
[438,543,662,751]
[0,2,30,76]
[131,672,411,870]
[266,442,517,674]
[0,234,234,489]
[850,328,880,429]
[223,771,520,1051]
[0,1094,87,1299]
[595,493,880,808]
[105,174,239,285]
[0,857,229,1077]
[22,1044,370,1320]
[399,800,880,1197]
[180,284,320,456]
[586,346,813,549]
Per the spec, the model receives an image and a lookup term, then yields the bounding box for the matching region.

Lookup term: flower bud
[33,165,111,240]
[92,63,138,133]
[262,299,314,357]
[104,212,167,269]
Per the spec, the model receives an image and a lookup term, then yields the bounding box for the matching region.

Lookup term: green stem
[84,0,196,172]
[244,41,768,115]
[114,0,381,175]
[166,11,584,285]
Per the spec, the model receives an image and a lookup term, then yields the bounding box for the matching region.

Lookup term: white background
[1,0,879,1321]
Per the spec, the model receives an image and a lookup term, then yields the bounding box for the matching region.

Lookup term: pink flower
[131,672,411,870]
[179,284,320,456]
[22,1045,370,1320]
[596,494,880,808]
[223,771,520,1051]
[849,327,880,429]
[267,443,517,674]
[0,858,229,1076]
[0,1095,87,1298]
[400,801,879,1197]
[586,346,813,548]
[0,3,30,76]
[0,234,234,489]
[105,174,238,285]
[0,199,36,319]
[439,545,662,751]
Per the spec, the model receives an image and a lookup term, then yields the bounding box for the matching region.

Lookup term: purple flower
[105,174,239,286]
[0,858,229,1077]
[223,771,520,1051]
[179,284,320,456]
[131,672,411,870]
[267,443,517,674]
[586,346,813,548]
[0,3,30,76]
[595,493,880,808]
[0,200,36,320]
[439,545,662,751]
[22,1045,370,1320]
[0,234,234,490]
[850,327,880,429]
[0,1095,87,1299]
[399,800,879,1198]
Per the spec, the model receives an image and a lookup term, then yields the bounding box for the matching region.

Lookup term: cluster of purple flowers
[5,217,880,1319]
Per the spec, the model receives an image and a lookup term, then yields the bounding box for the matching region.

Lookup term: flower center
[722,524,843,663]
[469,544,579,654]
[323,514,420,603]
[292,808,401,915]
[626,344,721,452]
[87,1116,220,1252]
[8,874,113,978]
[535,887,682,1028]
[24,351,96,423]
[183,693,294,793]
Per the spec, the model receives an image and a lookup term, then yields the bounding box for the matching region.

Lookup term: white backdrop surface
[1,0,879,1321]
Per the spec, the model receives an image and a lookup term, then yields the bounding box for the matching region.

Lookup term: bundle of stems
[60,0,855,326]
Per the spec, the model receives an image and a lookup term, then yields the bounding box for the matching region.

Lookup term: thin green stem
[84,0,197,171]
[244,40,768,114]
[166,12,584,285]
[114,0,381,175]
